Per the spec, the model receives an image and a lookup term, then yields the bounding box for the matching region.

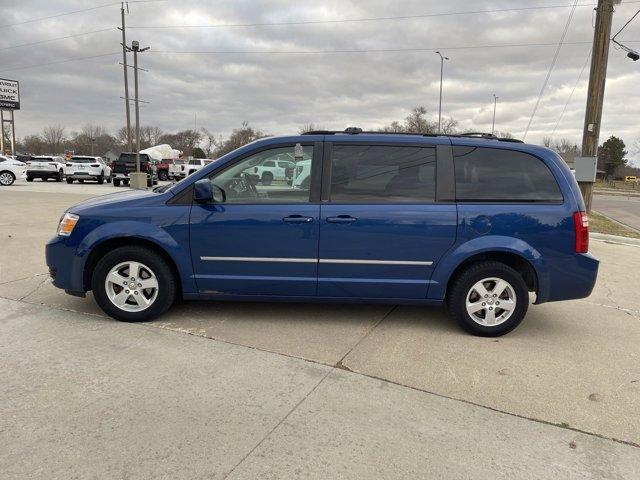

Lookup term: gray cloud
[1,0,639,163]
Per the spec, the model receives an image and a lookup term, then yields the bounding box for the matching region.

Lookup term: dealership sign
[0,78,20,110]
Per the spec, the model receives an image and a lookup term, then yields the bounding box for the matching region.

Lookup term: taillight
[573,211,589,253]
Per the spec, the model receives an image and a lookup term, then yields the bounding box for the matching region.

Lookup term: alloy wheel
[465,277,517,326]
[104,261,159,312]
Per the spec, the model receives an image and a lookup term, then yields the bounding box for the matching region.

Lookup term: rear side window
[329,145,436,203]
[453,146,562,202]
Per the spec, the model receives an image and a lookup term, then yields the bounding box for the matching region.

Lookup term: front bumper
[46,235,85,293]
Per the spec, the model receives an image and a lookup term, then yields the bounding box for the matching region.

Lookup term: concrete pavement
[1,182,639,478]
[2,298,639,479]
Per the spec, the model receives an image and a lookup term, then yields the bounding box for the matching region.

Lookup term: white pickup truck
[247,158,295,185]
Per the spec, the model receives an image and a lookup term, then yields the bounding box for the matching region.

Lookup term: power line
[0,0,166,28]
[550,48,592,137]
[127,2,640,30]
[0,52,120,73]
[5,39,640,73]
[612,8,640,39]
[523,0,579,140]
[0,28,115,51]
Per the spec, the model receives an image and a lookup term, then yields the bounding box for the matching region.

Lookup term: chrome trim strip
[200,256,316,263]
[200,256,433,266]
[320,259,433,266]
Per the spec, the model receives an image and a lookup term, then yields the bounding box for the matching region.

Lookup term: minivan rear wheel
[91,246,176,322]
[447,261,528,336]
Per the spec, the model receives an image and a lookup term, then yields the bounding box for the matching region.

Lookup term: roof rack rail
[301,127,523,143]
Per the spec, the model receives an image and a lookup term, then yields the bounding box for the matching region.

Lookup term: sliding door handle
[326,215,357,224]
[283,215,314,224]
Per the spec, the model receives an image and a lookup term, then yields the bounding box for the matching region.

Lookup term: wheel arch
[445,251,538,301]
[82,236,182,296]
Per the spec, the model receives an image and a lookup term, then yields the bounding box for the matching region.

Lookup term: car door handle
[326,215,357,224]
[283,215,314,224]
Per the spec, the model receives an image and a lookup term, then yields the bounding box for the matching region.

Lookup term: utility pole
[491,94,498,135]
[119,2,132,152]
[435,51,449,133]
[580,0,616,211]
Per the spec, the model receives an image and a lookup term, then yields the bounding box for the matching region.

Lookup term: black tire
[91,246,177,322]
[78,179,84,184]
[261,172,273,186]
[97,173,104,184]
[113,179,121,187]
[123,180,129,186]
[0,171,16,186]
[56,169,63,182]
[106,176,112,184]
[158,169,168,181]
[447,261,529,337]
[66,178,74,184]
[26,176,33,182]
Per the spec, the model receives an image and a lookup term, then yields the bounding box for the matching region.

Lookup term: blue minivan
[46,129,598,336]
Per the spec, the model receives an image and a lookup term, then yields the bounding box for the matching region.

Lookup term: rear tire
[113,179,121,187]
[66,178,74,184]
[26,176,33,182]
[97,173,104,184]
[0,171,16,186]
[158,170,168,181]
[78,179,84,184]
[447,261,529,337]
[91,246,177,322]
[261,172,273,186]
[56,169,63,182]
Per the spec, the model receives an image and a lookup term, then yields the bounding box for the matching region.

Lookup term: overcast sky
[1,0,639,163]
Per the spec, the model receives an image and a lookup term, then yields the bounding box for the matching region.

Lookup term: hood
[67,189,169,214]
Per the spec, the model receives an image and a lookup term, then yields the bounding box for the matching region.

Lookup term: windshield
[33,157,54,162]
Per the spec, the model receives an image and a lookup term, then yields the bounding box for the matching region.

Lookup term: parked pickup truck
[182,159,213,177]
[168,159,186,180]
[110,153,158,187]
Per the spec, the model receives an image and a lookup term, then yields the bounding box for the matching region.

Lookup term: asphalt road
[593,193,640,231]
[1,181,640,478]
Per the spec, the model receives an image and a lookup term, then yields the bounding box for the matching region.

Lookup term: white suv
[0,155,27,186]
[65,156,112,184]
[26,156,66,182]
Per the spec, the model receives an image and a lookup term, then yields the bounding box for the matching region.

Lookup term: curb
[590,232,640,247]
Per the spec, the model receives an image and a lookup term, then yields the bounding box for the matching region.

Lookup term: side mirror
[193,179,213,203]
[194,179,226,203]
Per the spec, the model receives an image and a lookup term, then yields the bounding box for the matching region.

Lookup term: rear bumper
[27,170,58,178]
[66,171,101,179]
[535,252,599,304]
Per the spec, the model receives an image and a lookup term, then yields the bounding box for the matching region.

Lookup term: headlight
[57,213,79,237]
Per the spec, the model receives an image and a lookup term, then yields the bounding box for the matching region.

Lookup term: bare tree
[201,128,221,158]
[381,106,437,134]
[214,122,264,158]
[41,125,66,154]
[298,123,325,134]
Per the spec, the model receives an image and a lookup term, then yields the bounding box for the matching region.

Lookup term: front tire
[26,176,33,182]
[91,246,176,322]
[113,179,121,187]
[66,178,74,184]
[447,261,529,337]
[97,172,104,184]
[158,169,168,181]
[261,172,273,186]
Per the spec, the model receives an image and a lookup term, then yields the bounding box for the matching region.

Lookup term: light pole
[90,137,96,156]
[435,51,449,133]
[127,40,149,189]
[491,94,498,135]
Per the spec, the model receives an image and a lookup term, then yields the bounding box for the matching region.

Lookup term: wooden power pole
[580,0,617,211]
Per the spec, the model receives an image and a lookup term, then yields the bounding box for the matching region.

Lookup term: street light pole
[492,94,498,135]
[435,51,449,133]
[127,40,149,189]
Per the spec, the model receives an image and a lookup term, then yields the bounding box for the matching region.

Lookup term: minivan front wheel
[447,261,528,336]
[92,246,176,322]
